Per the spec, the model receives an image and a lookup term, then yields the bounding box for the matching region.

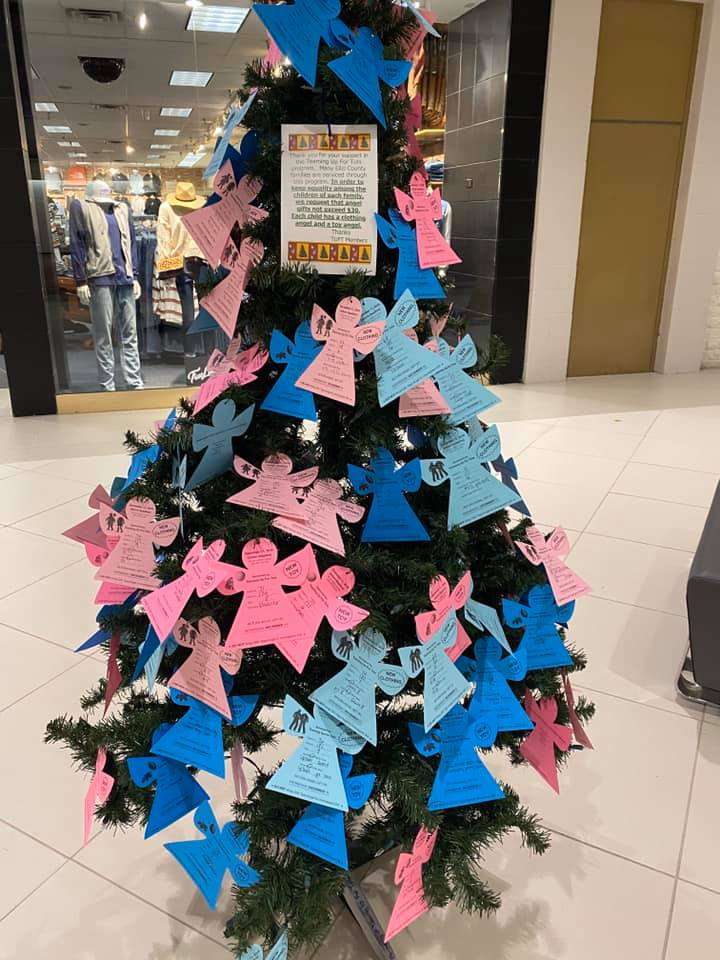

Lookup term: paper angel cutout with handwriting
[288,753,375,869]
[261,321,323,422]
[398,335,451,418]
[127,724,209,838]
[83,747,114,844]
[238,931,289,960]
[185,398,255,491]
[348,447,429,542]
[204,92,257,181]
[520,691,572,793]
[273,477,365,557]
[311,628,407,744]
[399,610,471,731]
[385,825,438,941]
[63,484,116,565]
[295,297,385,406]
[562,670,594,750]
[457,637,532,734]
[328,27,411,128]
[517,525,591,606]
[199,237,264,338]
[253,0,350,86]
[193,341,268,415]
[414,571,473,661]
[168,617,243,719]
[375,209,446,301]
[403,90,424,161]
[430,335,500,424]
[266,696,366,811]
[467,417,530,515]
[394,170,461,270]
[421,427,519,529]
[227,452,318,520]
[182,174,268,268]
[164,800,261,910]
[502,584,574,671]
[95,497,180,591]
[409,703,504,811]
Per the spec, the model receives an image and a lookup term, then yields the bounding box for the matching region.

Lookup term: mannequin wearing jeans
[69,181,144,391]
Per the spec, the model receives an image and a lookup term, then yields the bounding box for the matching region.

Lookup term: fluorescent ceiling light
[43,124,71,133]
[169,70,213,87]
[57,140,81,147]
[186,5,249,33]
[178,150,207,167]
[34,101,58,112]
[145,162,161,167]
[147,154,161,159]
[68,152,87,157]
[160,106,192,117]
[154,128,180,136]
[150,143,172,150]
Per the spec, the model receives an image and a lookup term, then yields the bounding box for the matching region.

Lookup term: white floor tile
[0,464,20,480]
[586,493,708,553]
[570,596,698,717]
[486,690,699,874]
[33,454,130,486]
[703,706,720,727]
[517,445,626,491]
[0,527,79,600]
[316,832,673,960]
[613,461,719,508]
[568,532,693,616]
[551,409,660,435]
[665,881,720,957]
[491,419,557,457]
[0,822,65,920]
[0,472,92,525]
[679,721,720,893]
[12,495,95,546]
[0,658,105,855]
[532,425,644,460]
[0,624,79,710]
[0,860,229,959]
[633,421,720,474]
[6,460,53,471]
[508,477,608,529]
[0,560,100,651]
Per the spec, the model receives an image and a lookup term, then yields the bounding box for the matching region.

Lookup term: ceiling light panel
[186,5,249,33]
[150,143,172,150]
[43,124,72,133]
[178,150,207,167]
[34,101,58,112]
[68,152,87,157]
[169,70,213,87]
[57,141,81,147]
[160,106,193,117]
[153,129,180,136]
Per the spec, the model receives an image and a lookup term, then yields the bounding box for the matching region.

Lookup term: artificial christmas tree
[47,2,594,956]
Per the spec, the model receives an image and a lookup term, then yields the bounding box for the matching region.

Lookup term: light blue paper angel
[310,628,407,744]
[253,0,350,87]
[328,28,411,128]
[239,932,289,960]
[409,704,504,811]
[502,583,574,671]
[431,336,500,425]
[164,800,261,910]
[375,210,446,301]
[261,321,323,421]
[457,638,532,734]
[127,723,209,838]
[467,417,530,516]
[359,290,445,407]
[421,427,520,529]
[267,696,366,812]
[288,753,376,869]
[204,92,257,181]
[348,447,429,542]
[399,610,471,731]
[186,398,254,491]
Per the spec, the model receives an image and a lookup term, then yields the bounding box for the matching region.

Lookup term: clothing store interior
[3,0,450,402]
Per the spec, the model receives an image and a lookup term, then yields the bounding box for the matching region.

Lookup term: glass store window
[20,0,265,406]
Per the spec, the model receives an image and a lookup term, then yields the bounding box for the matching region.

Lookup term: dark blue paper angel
[205,129,260,205]
[502,583,574,671]
[375,210,446,301]
[164,800,261,909]
[253,0,350,86]
[348,447,429,542]
[328,27,411,128]
[127,724,209,838]
[457,638,532,734]
[409,704,504,811]
[186,399,255,491]
[288,753,376,868]
[261,321,322,421]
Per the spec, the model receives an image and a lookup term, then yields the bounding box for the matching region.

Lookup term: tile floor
[1,371,720,959]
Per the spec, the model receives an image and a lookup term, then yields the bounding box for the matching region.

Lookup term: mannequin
[69,179,144,391]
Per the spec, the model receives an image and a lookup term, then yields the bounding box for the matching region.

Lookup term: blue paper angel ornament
[359,290,445,407]
[253,0,350,86]
[310,628,407,744]
[288,753,376,868]
[239,932,289,960]
[457,638,532,734]
[409,703,504,811]
[266,696,365,811]
[502,583,574,671]
[127,724,209,838]
[261,321,322,421]
[431,335,500,424]
[399,610,471,731]
[120,408,176,493]
[185,399,255,491]
[421,427,520,529]
[467,418,530,516]
[203,92,257,181]
[348,447,429,542]
[328,27,411,128]
[375,209,446,301]
[164,800,261,910]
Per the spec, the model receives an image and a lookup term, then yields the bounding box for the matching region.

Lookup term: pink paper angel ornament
[520,691,572,793]
[517,525,591,607]
[227,452,319,520]
[83,747,114,845]
[193,340,269,415]
[397,332,450,418]
[95,498,180,592]
[199,237,265,338]
[414,571,472,661]
[272,477,365,556]
[393,170,461,270]
[168,616,243,719]
[385,825,439,941]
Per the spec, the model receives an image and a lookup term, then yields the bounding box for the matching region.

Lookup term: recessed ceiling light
[137,11,148,29]
[169,70,213,87]
[160,106,192,117]
[185,0,203,8]
[154,128,180,136]
[178,150,207,167]
[213,125,223,136]
[186,5,249,33]
[44,124,71,133]
[34,101,58,112]
[125,144,135,154]
[150,143,172,150]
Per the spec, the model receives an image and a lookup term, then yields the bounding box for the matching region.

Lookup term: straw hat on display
[169,181,205,210]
